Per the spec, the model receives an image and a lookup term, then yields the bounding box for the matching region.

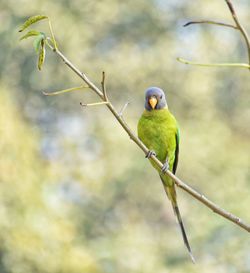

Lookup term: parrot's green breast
[137,108,179,173]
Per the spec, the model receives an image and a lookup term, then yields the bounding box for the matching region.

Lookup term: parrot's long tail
[163,183,195,263]
[172,202,195,263]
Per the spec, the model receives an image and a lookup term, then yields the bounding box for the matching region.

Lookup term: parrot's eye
[160,95,162,99]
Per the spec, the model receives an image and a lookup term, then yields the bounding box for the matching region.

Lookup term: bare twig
[80,101,109,107]
[119,101,130,118]
[101,71,108,101]
[177,57,250,69]
[43,85,88,96]
[47,18,58,50]
[183,20,236,29]
[51,46,250,233]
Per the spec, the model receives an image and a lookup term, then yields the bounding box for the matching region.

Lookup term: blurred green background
[0,0,250,272]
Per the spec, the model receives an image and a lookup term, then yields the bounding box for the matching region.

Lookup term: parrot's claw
[161,161,169,173]
[145,150,156,158]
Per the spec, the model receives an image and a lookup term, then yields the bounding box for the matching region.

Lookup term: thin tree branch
[80,101,109,107]
[183,20,237,29]
[177,57,250,69]
[180,0,250,70]
[47,18,58,50]
[225,0,250,67]
[52,46,250,233]
[43,85,88,96]
[119,101,130,118]
[54,49,104,99]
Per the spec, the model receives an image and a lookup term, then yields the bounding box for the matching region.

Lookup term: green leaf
[38,39,46,70]
[18,15,48,32]
[19,30,40,41]
[33,32,46,53]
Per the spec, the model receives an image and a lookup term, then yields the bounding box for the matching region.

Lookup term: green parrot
[137,87,194,262]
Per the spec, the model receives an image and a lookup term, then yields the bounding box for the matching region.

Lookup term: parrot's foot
[161,161,169,173]
[145,150,156,158]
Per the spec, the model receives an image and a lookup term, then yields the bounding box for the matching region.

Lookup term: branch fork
[79,71,110,108]
[179,0,250,70]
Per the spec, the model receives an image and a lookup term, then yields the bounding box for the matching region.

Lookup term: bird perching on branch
[137,87,195,263]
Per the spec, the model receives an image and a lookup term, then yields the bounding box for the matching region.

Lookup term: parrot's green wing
[172,128,180,175]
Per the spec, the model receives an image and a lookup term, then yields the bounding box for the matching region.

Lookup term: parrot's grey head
[144,87,168,111]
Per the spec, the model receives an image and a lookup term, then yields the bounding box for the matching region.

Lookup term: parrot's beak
[149,96,158,109]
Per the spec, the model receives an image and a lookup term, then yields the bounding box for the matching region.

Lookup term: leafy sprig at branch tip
[19,15,57,70]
